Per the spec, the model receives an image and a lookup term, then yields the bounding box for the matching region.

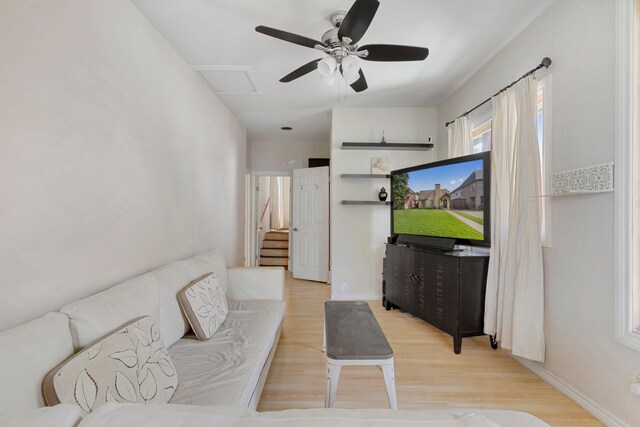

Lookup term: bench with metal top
[322,301,397,409]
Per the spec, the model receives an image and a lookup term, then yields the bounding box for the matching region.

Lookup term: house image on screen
[450,170,484,210]
[417,184,451,209]
[403,190,419,209]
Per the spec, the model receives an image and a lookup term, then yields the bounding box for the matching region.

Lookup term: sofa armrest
[226,267,285,300]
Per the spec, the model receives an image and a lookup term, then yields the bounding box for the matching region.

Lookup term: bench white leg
[325,362,341,408]
[381,361,397,409]
[322,319,326,353]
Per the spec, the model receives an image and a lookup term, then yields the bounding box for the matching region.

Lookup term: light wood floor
[257,274,602,427]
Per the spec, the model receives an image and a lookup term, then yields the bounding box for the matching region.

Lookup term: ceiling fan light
[344,69,361,85]
[320,72,337,86]
[341,55,361,75]
[318,57,337,77]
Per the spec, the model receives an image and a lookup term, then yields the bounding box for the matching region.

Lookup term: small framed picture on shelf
[371,157,390,174]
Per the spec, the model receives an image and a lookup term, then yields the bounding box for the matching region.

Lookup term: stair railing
[258,197,271,231]
[256,197,271,264]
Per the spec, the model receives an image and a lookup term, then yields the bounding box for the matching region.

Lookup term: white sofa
[0,403,551,427]
[0,250,285,414]
[0,250,551,427]
[78,404,551,427]
[57,250,285,410]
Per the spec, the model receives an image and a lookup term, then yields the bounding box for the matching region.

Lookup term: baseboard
[516,357,631,427]
[331,292,381,301]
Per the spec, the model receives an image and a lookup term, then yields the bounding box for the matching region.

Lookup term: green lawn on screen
[394,209,483,240]
[455,211,484,225]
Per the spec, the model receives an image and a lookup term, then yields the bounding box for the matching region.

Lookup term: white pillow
[44,317,178,415]
[177,273,228,340]
[1,405,82,427]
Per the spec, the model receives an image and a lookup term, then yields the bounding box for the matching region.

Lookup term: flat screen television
[390,152,491,247]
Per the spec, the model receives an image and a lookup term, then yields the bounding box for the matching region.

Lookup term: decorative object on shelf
[371,157,389,174]
[378,187,388,201]
[380,130,386,144]
[551,162,614,195]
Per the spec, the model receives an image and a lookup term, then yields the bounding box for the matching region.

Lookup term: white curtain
[447,116,473,158]
[270,176,290,230]
[484,76,545,362]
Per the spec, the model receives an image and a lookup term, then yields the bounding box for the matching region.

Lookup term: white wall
[248,140,329,172]
[0,0,247,331]
[330,108,438,299]
[438,1,640,425]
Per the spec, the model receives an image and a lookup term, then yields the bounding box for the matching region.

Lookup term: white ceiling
[131,0,555,143]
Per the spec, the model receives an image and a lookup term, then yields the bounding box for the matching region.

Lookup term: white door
[292,167,329,282]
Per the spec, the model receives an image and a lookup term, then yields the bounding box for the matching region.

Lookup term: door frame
[247,171,293,268]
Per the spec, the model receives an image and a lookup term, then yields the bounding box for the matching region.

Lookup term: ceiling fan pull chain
[345,77,350,103]
[343,76,346,102]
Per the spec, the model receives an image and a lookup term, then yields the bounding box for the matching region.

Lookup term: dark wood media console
[383,243,496,354]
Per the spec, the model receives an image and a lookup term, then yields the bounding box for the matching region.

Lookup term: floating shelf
[341,174,391,179]
[341,200,391,206]
[342,142,434,151]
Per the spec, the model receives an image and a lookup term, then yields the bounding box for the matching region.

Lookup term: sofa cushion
[1,405,83,427]
[149,261,192,347]
[43,317,178,415]
[182,251,228,294]
[178,273,228,341]
[148,251,229,347]
[168,300,285,408]
[60,274,160,350]
[0,313,74,412]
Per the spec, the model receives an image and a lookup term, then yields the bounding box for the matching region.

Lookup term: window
[615,0,639,351]
[472,119,492,153]
[469,78,552,246]
[537,75,552,247]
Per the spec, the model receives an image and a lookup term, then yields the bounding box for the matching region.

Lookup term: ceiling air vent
[193,66,263,95]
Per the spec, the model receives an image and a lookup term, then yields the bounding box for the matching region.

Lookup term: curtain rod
[445,57,552,128]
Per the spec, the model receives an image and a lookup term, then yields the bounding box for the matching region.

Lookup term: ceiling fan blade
[280,59,322,83]
[338,0,380,44]
[359,44,429,61]
[256,25,326,49]
[350,69,368,93]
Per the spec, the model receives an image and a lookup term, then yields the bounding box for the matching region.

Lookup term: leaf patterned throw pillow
[43,316,178,414]
[177,272,228,340]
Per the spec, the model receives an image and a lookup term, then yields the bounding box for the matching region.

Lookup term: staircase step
[260,257,288,267]
[261,248,289,257]
[262,240,288,249]
[264,231,289,241]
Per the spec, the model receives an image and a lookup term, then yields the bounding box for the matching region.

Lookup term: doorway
[246,168,330,283]
[248,173,292,269]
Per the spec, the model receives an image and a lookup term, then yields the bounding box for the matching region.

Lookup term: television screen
[391,153,490,244]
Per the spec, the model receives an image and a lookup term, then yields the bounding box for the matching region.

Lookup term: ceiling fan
[255,0,429,93]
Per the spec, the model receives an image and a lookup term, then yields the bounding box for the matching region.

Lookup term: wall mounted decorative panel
[551,162,614,195]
